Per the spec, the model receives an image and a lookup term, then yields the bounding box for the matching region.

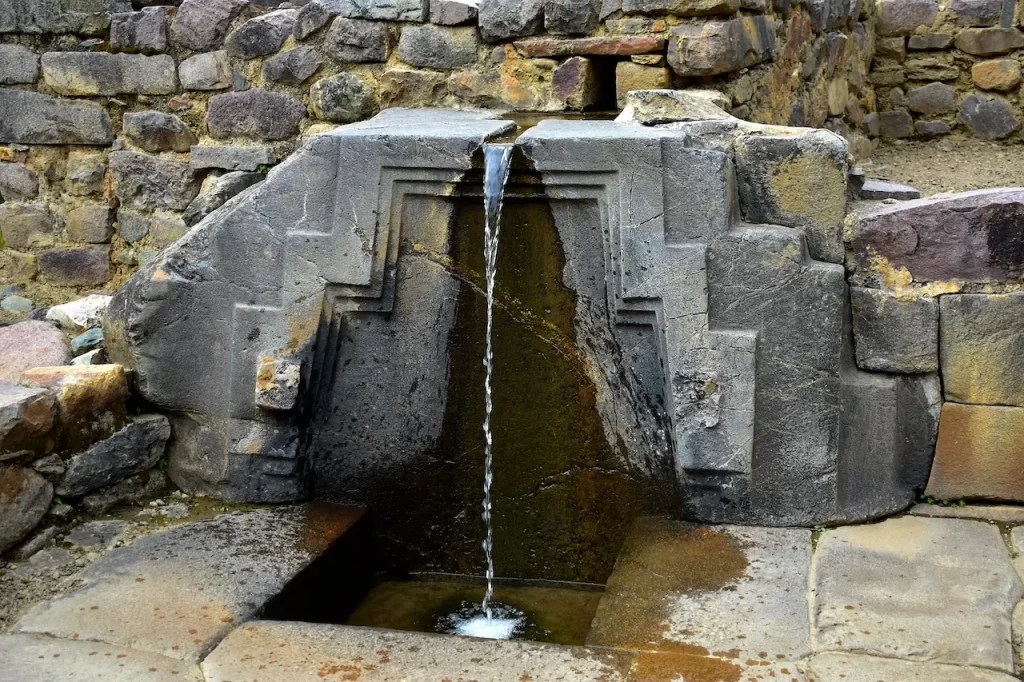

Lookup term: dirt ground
[866,135,1024,197]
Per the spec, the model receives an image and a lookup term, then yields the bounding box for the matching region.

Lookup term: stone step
[12,504,365,663]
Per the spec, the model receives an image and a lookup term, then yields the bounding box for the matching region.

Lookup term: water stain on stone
[297,503,364,555]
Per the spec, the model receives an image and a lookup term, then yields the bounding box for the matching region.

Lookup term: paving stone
[514,34,665,56]
[324,17,388,62]
[926,403,1024,502]
[183,171,264,226]
[41,52,177,96]
[64,519,134,548]
[337,0,427,20]
[123,111,198,153]
[0,162,38,201]
[0,203,53,249]
[261,45,323,85]
[940,293,1024,405]
[178,50,232,90]
[224,9,295,59]
[0,322,71,384]
[858,179,921,200]
[431,0,478,24]
[0,633,204,682]
[46,295,112,330]
[973,58,1023,90]
[0,43,39,84]
[310,72,376,123]
[398,25,478,68]
[294,0,337,38]
[804,652,1019,682]
[109,151,199,210]
[905,81,956,115]
[959,93,1021,139]
[203,621,634,682]
[21,365,127,454]
[169,0,249,51]
[812,516,1022,671]
[0,0,132,35]
[81,469,167,513]
[667,16,775,76]
[57,415,170,497]
[190,145,275,171]
[0,383,56,454]
[622,0,738,15]
[546,0,599,34]
[0,90,113,145]
[588,518,811,662]
[910,502,1024,524]
[379,68,447,107]
[38,247,110,287]
[0,467,52,554]
[908,32,953,49]
[13,505,365,662]
[206,88,306,141]
[478,0,545,41]
[850,288,937,373]
[110,6,169,53]
[875,0,938,36]
[554,56,599,109]
[955,27,1024,55]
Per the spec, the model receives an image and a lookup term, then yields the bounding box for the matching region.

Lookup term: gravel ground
[867,136,1024,197]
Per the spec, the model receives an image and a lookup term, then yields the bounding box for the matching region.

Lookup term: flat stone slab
[910,503,1024,524]
[804,652,1019,682]
[859,179,922,200]
[588,517,812,662]
[812,516,1022,671]
[0,633,203,682]
[203,621,634,682]
[13,505,363,663]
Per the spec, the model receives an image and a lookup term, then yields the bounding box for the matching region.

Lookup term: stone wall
[0,0,877,307]
[868,0,1024,140]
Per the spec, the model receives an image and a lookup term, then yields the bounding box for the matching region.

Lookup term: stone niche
[108,109,937,580]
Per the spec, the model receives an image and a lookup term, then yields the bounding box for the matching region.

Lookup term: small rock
[46,503,75,520]
[116,210,150,244]
[169,0,249,51]
[206,89,307,141]
[398,25,479,68]
[1,296,33,313]
[110,7,169,53]
[379,68,447,108]
[66,151,108,197]
[122,111,198,153]
[616,88,730,125]
[0,44,40,85]
[972,59,1022,91]
[553,56,599,110]
[178,51,233,91]
[38,248,111,287]
[109,151,199,211]
[294,0,337,39]
[71,349,106,367]
[57,415,170,497]
[224,10,296,59]
[324,17,388,62]
[261,46,323,85]
[183,171,265,226]
[0,383,57,454]
[954,27,1024,56]
[859,180,922,200]
[0,162,39,202]
[908,32,953,49]
[0,322,72,384]
[64,205,114,244]
[431,0,479,25]
[45,295,112,331]
[0,203,54,249]
[614,62,671,107]
[905,82,956,115]
[190,146,276,172]
[10,524,58,561]
[0,467,53,554]
[81,469,168,514]
[915,120,951,137]
[309,73,377,123]
[72,328,105,355]
[32,453,65,480]
[878,110,914,138]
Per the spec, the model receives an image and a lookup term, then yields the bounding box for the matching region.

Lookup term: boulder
[0,467,52,554]
[261,46,323,86]
[206,89,306,141]
[41,52,177,96]
[0,162,39,202]
[309,73,377,123]
[478,0,545,41]
[397,25,479,68]
[178,51,232,90]
[122,111,198,153]
[0,384,56,455]
[183,171,265,226]
[0,322,72,384]
[666,16,775,76]
[224,10,295,59]
[850,288,938,373]
[38,248,111,287]
[875,0,938,36]
[169,0,249,51]
[109,7,169,53]
[0,203,53,249]
[189,146,276,172]
[959,93,1021,139]
[940,293,1024,405]
[109,151,199,211]
[0,43,39,84]
[0,90,113,145]
[57,415,170,497]
[324,17,388,62]
[20,365,127,453]
[64,205,114,244]
[46,295,112,331]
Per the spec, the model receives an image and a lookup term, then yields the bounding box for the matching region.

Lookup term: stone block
[616,88,730,123]
[190,146,276,172]
[183,171,264,226]
[0,203,54,249]
[41,52,177,96]
[915,119,952,137]
[959,93,1021,139]
[614,62,671,106]
[545,0,599,34]
[478,0,544,41]
[878,109,913,137]
[431,0,478,24]
[379,68,447,108]
[973,58,1023,90]
[552,56,598,109]
[908,32,953,49]
[906,81,957,115]
[178,50,232,90]
[109,6,169,53]
[398,25,478,68]
[0,90,112,145]
[870,64,905,86]
[513,35,665,56]
[224,9,295,59]
[66,150,107,195]
[309,73,376,123]
[117,209,150,244]
[65,204,113,244]
[0,0,132,35]
[940,293,1024,405]
[123,111,198,153]
[294,0,337,39]
[733,128,848,263]
[337,0,427,20]
[0,43,39,84]
[0,322,71,384]
[0,162,38,202]
[109,151,199,211]
[38,247,110,287]
[324,17,388,62]
[926,403,1024,502]
[169,0,248,51]
[57,414,170,497]
[875,36,906,62]
[21,365,127,453]
[0,250,37,285]
[666,16,775,76]
[850,288,937,373]
[952,0,1004,26]
[206,89,306,141]
[0,384,56,454]
[261,45,323,86]
[954,27,1024,55]
[875,0,938,36]
[805,653,1021,682]
[0,467,52,554]
[46,295,112,330]
[622,0,738,15]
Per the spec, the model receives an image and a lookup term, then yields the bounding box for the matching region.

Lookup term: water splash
[437,600,527,641]
[481,143,514,623]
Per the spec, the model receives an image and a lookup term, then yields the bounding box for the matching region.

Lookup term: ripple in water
[436,601,527,641]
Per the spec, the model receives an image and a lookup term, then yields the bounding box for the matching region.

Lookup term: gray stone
[911,502,1024,524]
[46,295,111,330]
[0,0,132,35]
[169,0,248,51]
[38,248,110,287]
[1,295,33,313]
[109,151,199,210]
[0,321,72,384]
[190,146,276,171]
[952,0,1003,26]
[667,16,776,76]
[10,524,57,560]
[337,0,427,20]
[545,0,599,34]
[109,6,169,53]
[0,633,204,682]
[65,204,114,244]
[224,10,295,59]
[812,516,1022,671]
[57,415,170,497]
[294,0,337,38]
[878,109,914,137]
[804,653,1020,682]
[261,45,322,85]
[0,162,38,202]
[398,25,478,68]
[203,622,633,681]
[954,27,1024,55]
[14,506,365,661]
[0,467,52,554]
[850,288,938,373]
[41,52,177,96]
[81,469,167,513]
[906,81,957,115]
[64,519,133,548]
[0,90,113,145]
[959,93,1021,139]
[915,119,952,137]
[0,43,39,84]
[183,171,265,226]
[940,293,1024,405]
[859,179,921,200]
[309,72,376,123]
[123,111,197,153]
[621,0,740,15]
[0,203,54,249]
[206,89,306,141]
[0,383,56,454]
[431,0,478,24]
[478,0,544,41]
[324,17,388,62]
[178,50,232,90]
[116,209,150,243]
[875,0,938,36]
[905,53,959,80]
[66,151,107,195]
